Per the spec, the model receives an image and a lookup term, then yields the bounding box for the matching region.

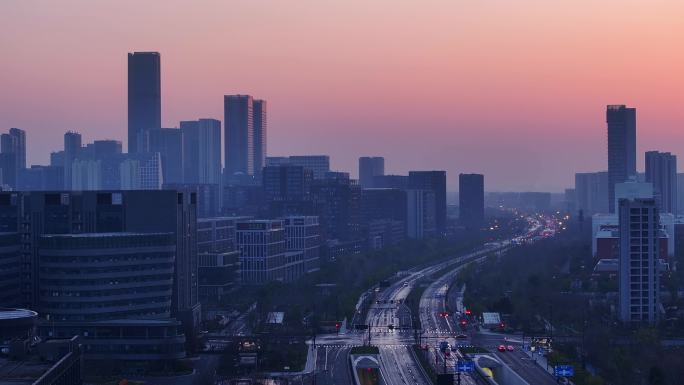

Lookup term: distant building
[142,128,184,184]
[63,131,82,190]
[645,151,677,214]
[575,171,609,214]
[408,171,446,234]
[459,173,484,229]
[128,52,161,153]
[263,165,314,217]
[267,155,331,179]
[361,188,407,226]
[406,189,436,239]
[618,198,660,325]
[181,118,222,185]
[283,216,321,273]
[236,219,304,284]
[311,175,362,242]
[253,100,267,176]
[19,166,64,191]
[358,157,384,188]
[0,128,26,188]
[607,105,637,213]
[224,95,254,177]
[372,174,409,190]
[120,152,163,190]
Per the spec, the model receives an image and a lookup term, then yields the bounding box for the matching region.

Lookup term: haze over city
[2,0,684,191]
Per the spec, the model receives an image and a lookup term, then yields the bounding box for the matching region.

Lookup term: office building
[120,152,163,190]
[128,52,161,153]
[372,174,409,190]
[181,118,222,185]
[253,100,267,176]
[607,105,637,213]
[618,198,660,324]
[283,216,321,273]
[224,95,254,177]
[19,166,64,191]
[366,219,405,249]
[63,132,82,190]
[267,155,331,179]
[311,175,362,242]
[575,171,609,214]
[459,173,484,228]
[236,219,304,284]
[408,171,446,234]
[142,128,184,184]
[406,189,436,239]
[359,157,384,187]
[38,232,176,322]
[0,190,200,343]
[361,188,407,225]
[263,165,315,217]
[0,232,21,308]
[197,217,244,303]
[645,151,677,214]
[0,128,26,188]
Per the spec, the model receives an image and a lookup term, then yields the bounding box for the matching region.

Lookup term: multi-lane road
[313,214,563,385]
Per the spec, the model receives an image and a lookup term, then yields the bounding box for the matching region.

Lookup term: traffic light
[465,309,472,316]
[335,322,341,329]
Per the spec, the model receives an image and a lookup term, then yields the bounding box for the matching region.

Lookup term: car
[506,345,514,351]
[497,345,506,352]
[455,334,468,339]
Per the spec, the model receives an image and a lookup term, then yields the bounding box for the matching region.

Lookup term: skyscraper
[359,157,385,188]
[459,173,484,229]
[181,119,222,185]
[618,198,660,325]
[253,100,267,177]
[63,131,82,189]
[0,128,26,188]
[575,171,609,214]
[128,52,161,153]
[224,95,254,177]
[144,128,184,184]
[607,105,637,213]
[408,171,447,234]
[645,151,677,214]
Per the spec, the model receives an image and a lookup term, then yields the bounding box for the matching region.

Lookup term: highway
[314,214,553,385]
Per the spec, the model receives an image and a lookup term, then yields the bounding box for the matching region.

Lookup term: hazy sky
[1,0,683,191]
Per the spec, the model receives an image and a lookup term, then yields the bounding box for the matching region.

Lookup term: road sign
[456,360,475,373]
[554,365,574,377]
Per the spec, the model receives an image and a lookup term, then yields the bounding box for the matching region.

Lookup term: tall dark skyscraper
[128,52,161,153]
[181,119,222,185]
[607,105,637,213]
[645,151,677,214]
[253,99,267,176]
[359,156,385,188]
[459,173,484,229]
[408,171,447,234]
[224,95,254,177]
[0,128,26,188]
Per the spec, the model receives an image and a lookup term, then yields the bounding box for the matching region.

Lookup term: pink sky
[1,0,683,191]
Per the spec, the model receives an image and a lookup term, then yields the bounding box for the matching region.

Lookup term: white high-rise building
[618,198,660,325]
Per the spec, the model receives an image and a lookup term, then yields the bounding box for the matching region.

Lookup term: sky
[1,0,683,192]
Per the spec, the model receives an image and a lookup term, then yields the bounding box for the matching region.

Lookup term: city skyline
[2,1,684,191]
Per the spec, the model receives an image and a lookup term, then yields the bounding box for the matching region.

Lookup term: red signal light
[465,309,472,315]
[335,322,341,329]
